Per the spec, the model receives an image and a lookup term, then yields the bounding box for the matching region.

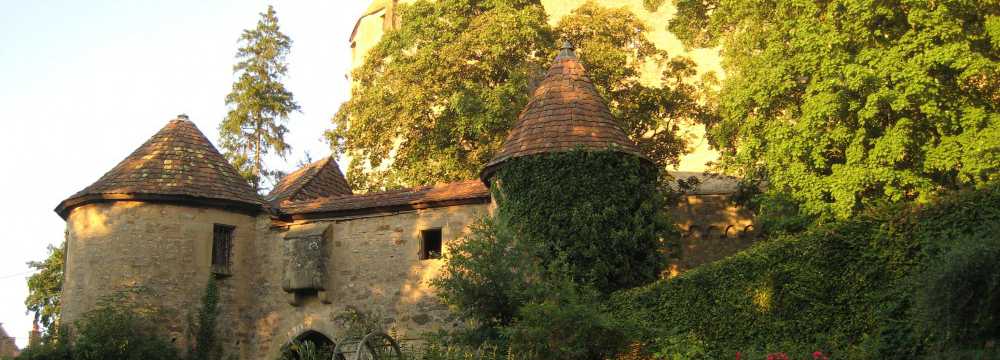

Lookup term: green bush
[432,215,542,336]
[609,184,1000,358]
[504,278,626,360]
[915,235,1000,351]
[14,328,71,360]
[72,305,178,360]
[17,288,179,360]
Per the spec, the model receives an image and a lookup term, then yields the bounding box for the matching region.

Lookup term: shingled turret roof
[267,156,352,206]
[55,115,264,218]
[480,42,647,182]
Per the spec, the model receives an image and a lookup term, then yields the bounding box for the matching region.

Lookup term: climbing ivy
[491,149,675,294]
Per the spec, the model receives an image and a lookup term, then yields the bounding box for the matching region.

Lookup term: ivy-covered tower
[480,43,670,293]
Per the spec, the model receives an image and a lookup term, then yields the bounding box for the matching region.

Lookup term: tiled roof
[480,43,647,182]
[280,180,489,219]
[55,115,264,218]
[267,156,353,205]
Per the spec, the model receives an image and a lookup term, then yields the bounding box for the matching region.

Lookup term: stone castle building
[0,324,19,358]
[54,5,754,358]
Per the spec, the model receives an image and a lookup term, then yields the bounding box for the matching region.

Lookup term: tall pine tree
[220,5,299,192]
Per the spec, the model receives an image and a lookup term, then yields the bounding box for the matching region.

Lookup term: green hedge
[609,184,1000,358]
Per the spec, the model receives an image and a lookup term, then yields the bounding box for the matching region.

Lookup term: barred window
[212,224,234,276]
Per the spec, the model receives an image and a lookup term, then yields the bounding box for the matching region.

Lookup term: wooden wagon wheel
[332,331,403,360]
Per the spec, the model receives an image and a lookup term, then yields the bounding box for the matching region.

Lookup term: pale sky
[0,0,369,347]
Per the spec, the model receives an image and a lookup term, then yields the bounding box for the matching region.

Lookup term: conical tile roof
[480,42,647,182]
[55,115,264,218]
[267,156,352,206]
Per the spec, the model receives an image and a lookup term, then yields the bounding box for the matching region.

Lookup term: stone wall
[62,202,260,353]
[247,203,489,359]
[0,325,17,358]
[668,194,756,274]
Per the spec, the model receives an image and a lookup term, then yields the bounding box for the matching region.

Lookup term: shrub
[432,215,543,336]
[14,328,71,360]
[504,276,626,360]
[72,305,178,360]
[16,287,179,360]
[609,184,1000,358]
[915,235,1000,351]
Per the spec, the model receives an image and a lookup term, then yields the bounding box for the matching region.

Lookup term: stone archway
[283,330,338,360]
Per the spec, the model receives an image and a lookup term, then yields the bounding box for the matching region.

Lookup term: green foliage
[503,277,626,360]
[331,0,709,191]
[672,0,1000,220]
[609,183,1000,358]
[409,341,526,360]
[25,242,64,336]
[642,0,666,12]
[914,230,1000,351]
[432,216,541,334]
[15,328,71,360]
[189,278,221,360]
[493,150,673,293]
[17,287,180,360]
[276,340,333,360]
[220,5,299,192]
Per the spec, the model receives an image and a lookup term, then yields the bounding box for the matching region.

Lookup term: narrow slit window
[420,229,442,260]
[212,224,234,275]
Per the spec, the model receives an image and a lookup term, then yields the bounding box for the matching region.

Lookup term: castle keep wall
[62,202,260,351]
[248,203,488,358]
[668,194,756,274]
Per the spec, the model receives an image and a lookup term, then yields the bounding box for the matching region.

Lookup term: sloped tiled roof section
[55,115,264,218]
[267,156,353,205]
[480,43,647,182]
[280,180,489,219]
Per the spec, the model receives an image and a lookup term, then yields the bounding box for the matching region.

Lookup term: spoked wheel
[355,332,403,360]
[332,331,403,360]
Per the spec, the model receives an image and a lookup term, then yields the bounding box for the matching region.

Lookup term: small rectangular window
[212,224,234,276]
[419,229,442,260]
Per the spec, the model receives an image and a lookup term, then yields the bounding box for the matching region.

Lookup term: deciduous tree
[672,0,1000,220]
[25,242,63,336]
[331,0,711,191]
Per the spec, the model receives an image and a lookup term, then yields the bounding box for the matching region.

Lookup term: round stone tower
[54,115,264,345]
[480,43,667,292]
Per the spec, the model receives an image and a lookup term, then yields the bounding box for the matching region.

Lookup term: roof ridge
[269,157,329,202]
[283,180,478,206]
